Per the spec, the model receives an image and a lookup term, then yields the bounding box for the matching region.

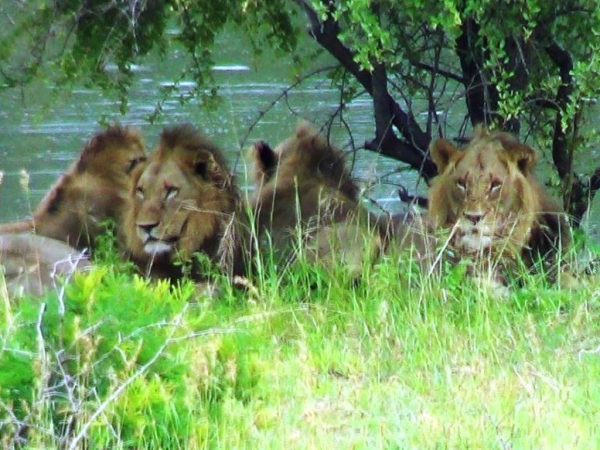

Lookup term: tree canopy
[2,0,600,222]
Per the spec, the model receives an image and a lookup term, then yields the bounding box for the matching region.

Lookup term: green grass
[1,245,600,449]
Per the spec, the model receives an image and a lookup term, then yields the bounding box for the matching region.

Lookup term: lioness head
[123,124,245,279]
[428,127,541,259]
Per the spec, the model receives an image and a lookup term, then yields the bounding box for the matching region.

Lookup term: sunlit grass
[1,239,599,449]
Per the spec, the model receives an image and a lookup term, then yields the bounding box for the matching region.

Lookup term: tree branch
[294,0,435,178]
[455,18,500,126]
[368,61,437,177]
[295,0,372,92]
[544,39,574,180]
[408,61,465,84]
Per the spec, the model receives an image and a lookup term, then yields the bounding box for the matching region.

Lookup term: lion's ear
[192,152,229,185]
[251,140,279,182]
[194,160,209,179]
[429,139,459,172]
[126,156,147,175]
[501,143,537,175]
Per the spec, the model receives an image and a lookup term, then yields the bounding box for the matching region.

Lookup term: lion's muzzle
[454,216,495,254]
[137,223,178,255]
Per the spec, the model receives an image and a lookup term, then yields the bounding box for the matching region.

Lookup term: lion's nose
[138,222,158,235]
[464,211,485,225]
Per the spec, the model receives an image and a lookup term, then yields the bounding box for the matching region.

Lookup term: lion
[0,125,147,251]
[121,124,248,280]
[0,233,91,298]
[250,122,386,276]
[427,126,570,286]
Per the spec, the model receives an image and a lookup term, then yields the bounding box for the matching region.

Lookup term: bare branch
[294,0,434,176]
[544,39,574,180]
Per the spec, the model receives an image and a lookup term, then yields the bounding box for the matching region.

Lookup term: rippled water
[0,54,422,223]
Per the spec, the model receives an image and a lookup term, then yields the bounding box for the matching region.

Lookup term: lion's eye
[136,186,145,200]
[456,179,467,191]
[490,180,502,193]
[126,156,147,174]
[165,187,179,200]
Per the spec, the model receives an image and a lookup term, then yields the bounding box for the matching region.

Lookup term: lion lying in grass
[249,122,387,276]
[121,124,249,281]
[427,126,571,287]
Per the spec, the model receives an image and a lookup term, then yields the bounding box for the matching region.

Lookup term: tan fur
[0,126,147,251]
[428,126,570,282]
[250,122,384,275]
[121,124,248,280]
[383,211,438,269]
[0,233,91,298]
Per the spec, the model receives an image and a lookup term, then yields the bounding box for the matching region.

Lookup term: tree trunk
[296,0,437,179]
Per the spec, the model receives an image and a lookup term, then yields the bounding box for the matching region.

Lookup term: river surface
[0,31,599,240]
[0,33,421,223]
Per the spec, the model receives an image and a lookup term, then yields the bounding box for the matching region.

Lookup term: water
[1,33,598,241]
[0,42,420,222]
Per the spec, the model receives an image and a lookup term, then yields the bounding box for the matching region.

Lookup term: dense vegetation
[1,243,600,448]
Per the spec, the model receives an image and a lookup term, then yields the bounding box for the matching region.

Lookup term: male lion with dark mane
[0,125,147,251]
[250,122,386,276]
[428,126,570,286]
[121,124,248,280]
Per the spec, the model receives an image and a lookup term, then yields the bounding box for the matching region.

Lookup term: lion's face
[123,124,241,276]
[127,159,225,261]
[428,130,540,257]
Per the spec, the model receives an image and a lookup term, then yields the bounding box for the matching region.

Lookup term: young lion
[250,122,386,276]
[121,124,249,280]
[0,125,147,251]
[428,126,570,286]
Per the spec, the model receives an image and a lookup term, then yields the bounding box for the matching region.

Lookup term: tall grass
[1,234,599,449]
